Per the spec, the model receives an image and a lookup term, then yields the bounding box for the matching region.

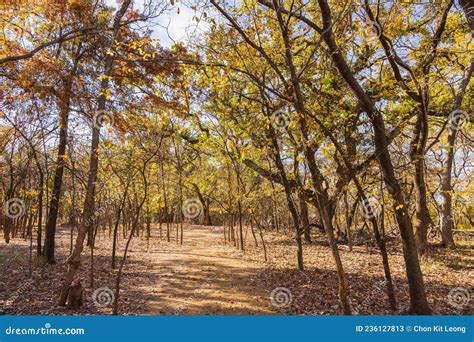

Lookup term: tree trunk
[44,78,72,264]
[250,219,258,247]
[112,184,129,269]
[413,156,431,256]
[439,61,473,248]
[237,199,244,252]
[113,168,149,315]
[57,0,132,306]
[316,0,430,313]
[268,125,304,271]
[299,192,311,243]
[410,105,432,257]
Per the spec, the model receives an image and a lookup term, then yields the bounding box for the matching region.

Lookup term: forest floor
[0,224,472,315]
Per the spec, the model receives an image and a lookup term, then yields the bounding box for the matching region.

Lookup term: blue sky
[105,0,202,47]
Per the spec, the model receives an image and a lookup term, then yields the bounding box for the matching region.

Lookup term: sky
[105,0,202,47]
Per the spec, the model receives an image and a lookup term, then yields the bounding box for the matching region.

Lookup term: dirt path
[3,224,470,315]
[128,225,275,315]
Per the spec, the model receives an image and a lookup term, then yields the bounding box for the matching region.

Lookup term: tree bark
[299,192,311,243]
[271,0,348,311]
[57,0,132,306]
[267,123,304,271]
[439,60,473,248]
[316,0,430,314]
[44,77,73,264]
[112,182,130,269]
[410,106,432,256]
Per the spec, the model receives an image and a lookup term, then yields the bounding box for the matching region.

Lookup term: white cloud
[104,0,207,47]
